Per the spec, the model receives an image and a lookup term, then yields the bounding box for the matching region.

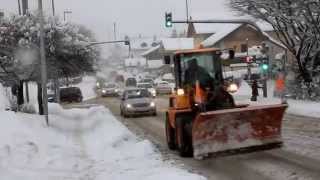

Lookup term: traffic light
[261,58,269,71]
[165,12,173,28]
[261,63,269,70]
[245,56,253,63]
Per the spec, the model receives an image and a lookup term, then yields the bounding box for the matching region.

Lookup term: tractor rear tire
[175,117,193,157]
[165,114,176,150]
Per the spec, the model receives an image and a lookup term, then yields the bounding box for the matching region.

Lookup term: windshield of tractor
[181,53,220,89]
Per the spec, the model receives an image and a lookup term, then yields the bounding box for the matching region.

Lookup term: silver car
[101,83,120,97]
[120,88,157,117]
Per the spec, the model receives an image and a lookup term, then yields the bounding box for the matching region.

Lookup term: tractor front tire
[175,117,193,157]
[165,114,176,150]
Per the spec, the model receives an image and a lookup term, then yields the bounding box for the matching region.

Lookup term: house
[142,38,194,64]
[141,38,194,75]
[124,58,147,75]
[129,36,161,58]
[187,22,286,63]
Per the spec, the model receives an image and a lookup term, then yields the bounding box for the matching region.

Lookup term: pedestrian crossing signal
[165,13,173,28]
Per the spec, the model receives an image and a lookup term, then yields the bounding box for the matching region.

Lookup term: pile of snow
[0,84,10,110]
[0,102,204,180]
[74,76,97,101]
[233,80,320,118]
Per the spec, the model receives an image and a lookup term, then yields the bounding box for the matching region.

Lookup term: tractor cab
[167,48,236,111]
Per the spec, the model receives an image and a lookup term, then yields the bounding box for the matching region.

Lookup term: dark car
[60,87,83,103]
[125,77,137,87]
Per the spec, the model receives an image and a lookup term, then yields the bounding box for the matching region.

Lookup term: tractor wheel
[175,117,193,157]
[165,114,176,150]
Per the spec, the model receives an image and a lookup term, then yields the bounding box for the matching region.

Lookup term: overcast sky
[0,0,237,40]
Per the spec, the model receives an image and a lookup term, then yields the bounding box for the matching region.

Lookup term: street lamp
[63,10,72,21]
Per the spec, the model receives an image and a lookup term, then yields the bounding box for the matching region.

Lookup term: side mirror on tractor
[229,50,235,59]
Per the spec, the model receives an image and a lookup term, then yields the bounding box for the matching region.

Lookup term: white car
[156,81,173,94]
[137,83,156,97]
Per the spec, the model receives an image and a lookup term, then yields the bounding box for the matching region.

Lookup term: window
[241,44,248,53]
[164,55,171,64]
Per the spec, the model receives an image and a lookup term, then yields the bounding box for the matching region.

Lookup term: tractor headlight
[150,102,156,107]
[126,104,132,109]
[227,83,238,93]
[177,88,185,96]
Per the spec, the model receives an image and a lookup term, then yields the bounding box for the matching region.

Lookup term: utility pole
[113,22,117,40]
[17,0,22,15]
[38,0,49,126]
[51,0,55,16]
[246,38,252,80]
[21,0,28,15]
[186,0,189,21]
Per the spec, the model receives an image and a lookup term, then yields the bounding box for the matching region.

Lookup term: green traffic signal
[262,64,269,70]
[165,13,173,28]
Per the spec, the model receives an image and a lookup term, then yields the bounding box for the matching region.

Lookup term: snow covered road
[0,104,205,180]
[80,96,320,180]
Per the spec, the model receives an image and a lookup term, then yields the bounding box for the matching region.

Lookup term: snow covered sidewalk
[0,104,204,180]
[234,81,320,119]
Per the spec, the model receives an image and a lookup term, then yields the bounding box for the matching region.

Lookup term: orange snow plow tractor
[165,48,288,159]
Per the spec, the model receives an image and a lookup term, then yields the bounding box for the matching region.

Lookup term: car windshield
[142,79,153,83]
[180,52,221,88]
[106,84,116,88]
[126,89,150,99]
[137,83,152,88]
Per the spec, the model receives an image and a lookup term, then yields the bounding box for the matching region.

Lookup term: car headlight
[227,83,238,93]
[151,89,157,96]
[96,82,100,87]
[150,102,156,107]
[115,89,119,92]
[102,89,106,93]
[126,104,132,108]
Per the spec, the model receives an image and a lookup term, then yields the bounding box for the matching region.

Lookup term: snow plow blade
[192,104,288,159]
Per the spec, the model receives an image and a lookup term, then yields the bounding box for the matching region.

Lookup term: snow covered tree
[229,0,320,100]
[0,13,100,110]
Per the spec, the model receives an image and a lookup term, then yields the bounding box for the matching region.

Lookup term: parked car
[59,87,83,103]
[120,88,157,117]
[125,77,137,87]
[137,82,156,97]
[140,78,154,85]
[101,83,120,97]
[156,81,173,94]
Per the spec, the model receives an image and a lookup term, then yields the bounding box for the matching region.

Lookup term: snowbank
[0,103,204,180]
[233,80,320,118]
[0,84,10,110]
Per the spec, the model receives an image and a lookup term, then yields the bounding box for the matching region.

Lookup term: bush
[20,103,36,114]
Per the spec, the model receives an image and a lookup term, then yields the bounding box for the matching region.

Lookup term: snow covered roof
[147,60,164,69]
[200,24,242,47]
[161,38,194,51]
[124,58,147,67]
[141,45,160,57]
[130,37,160,50]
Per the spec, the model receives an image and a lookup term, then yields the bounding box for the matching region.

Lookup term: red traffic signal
[245,56,253,63]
